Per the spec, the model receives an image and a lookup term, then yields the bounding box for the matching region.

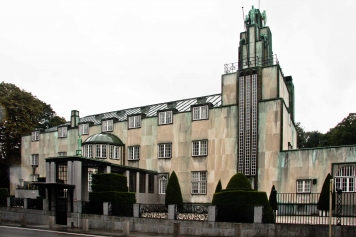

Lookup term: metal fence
[276,192,356,226]
[176,203,210,221]
[10,197,24,208]
[28,198,43,210]
[139,204,167,219]
[224,55,279,74]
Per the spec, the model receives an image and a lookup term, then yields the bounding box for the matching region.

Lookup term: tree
[214,180,222,193]
[165,171,183,207]
[304,131,326,148]
[0,82,65,188]
[325,113,356,146]
[295,122,306,149]
[268,185,278,211]
[317,173,335,212]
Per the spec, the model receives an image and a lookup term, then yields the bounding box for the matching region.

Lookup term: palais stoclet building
[10,6,356,205]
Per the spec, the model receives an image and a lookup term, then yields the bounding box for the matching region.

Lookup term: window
[96,144,107,158]
[58,152,67,156]
[335,166,356,192]
[297,180,311,193]
[128,115,141,129]
[148,174,154,193]
[88,168,97,192]
[158,143,172,158]
[31,131,39,141]
[83,145,93,158]
[191,171,207,194]
[139,173,146,193]
[57,162,68,184]
[102,120,113,132]
[158,111,172,125]
[128,146,140,160]
[159,174,168,194]
[109,145,120,159]
[192,105,208,120]
[129,172,137,192]
[58,127,67,138]
[192,140,208,156]
[31,154,39,166]
[79,123,89,135]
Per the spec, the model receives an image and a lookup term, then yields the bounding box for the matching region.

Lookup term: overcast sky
[1,0,355,133]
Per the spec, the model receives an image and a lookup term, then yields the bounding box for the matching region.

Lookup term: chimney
[70,110,79,128]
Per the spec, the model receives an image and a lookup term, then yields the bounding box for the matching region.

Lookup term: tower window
[192,105,208,120]
[31,131,39,141]
[128,115,141,129]
[158,111,173,125]
[102,120,113,132]
[58,127,67,138]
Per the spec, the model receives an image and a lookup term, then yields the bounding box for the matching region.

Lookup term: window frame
[83,145,93,158]
[158,143,172,158]
[192,140,208,156]
[95,144,107,158]
[58,126,68,138]
[109,145,120,160]
[191,171,207,195]
[101,120,113,132]
[128,115,141,129]
[31,131,39,141]
[335,165,356,192]
[128,146,140,160]
[192,105,209,121]
[31,154,39,166]
[79,123,89,135]
[158,110,173,125]
[159,173,169,194]
[296,179,312,193]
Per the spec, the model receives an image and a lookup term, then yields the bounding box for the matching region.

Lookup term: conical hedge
[165,171,183,206]
[317,173,335,211]
[215,180,222,193]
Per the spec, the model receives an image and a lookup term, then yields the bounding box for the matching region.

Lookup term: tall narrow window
[148,174,154,193]
[102,120,113,132]
[58,127,67,138]
[139,173,146,193]
[31,131,39,141]
[128,115,141,129]
[79,123,89,135]
[129,172,137,192]
[88,168,97,192]
[96,144,107,158]
[109,145,120,160]
[128,146,140,160]
[191,171,207,194]
[83,145,93,158]
[158,143,172,158]
[192,140,208,156]
[31,154,39,166]
[192,105,208,120]
[159,174,168,194]
[57,162,68,184]
[158,111,173,125]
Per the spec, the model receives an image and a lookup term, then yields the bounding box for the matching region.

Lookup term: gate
[56,188,68,225]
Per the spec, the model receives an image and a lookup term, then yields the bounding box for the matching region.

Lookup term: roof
[44,93,221,132]
[83,133,124,146]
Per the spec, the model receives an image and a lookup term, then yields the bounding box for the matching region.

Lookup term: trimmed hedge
[318,173,335,211]
[0,188,9,198]
[89,191,136,203]
[269,185,278,211]
[226,173,252,190]
[165,171,183,207]
[92,173,128,192]
[215,180,222,193]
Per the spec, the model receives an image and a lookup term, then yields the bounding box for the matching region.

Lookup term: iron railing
[10,197,24,208]
[176,203,210,221]
[82,201,103,215]
[276,192,356,226]
[224,55,279,74]
[139,204,168,219]
[27,198,43,210]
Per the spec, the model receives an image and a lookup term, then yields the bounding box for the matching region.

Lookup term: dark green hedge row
[89,191,136,203]
[0,188,9,198]
[212,190,274,223]
[165,171,183,207]
[92,173,128,192]
[226,173,252,190]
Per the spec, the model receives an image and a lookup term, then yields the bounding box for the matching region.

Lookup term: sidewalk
[1,221,174,237]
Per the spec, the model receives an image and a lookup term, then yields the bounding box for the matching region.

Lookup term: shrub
[317,173,335,211]
[89,191,135,203]
[0,188,9,198]
[215,180,222,193]
[226,173,252,190]
[165,171,183,207]
[91,173,128,192]
[269,185,278,211]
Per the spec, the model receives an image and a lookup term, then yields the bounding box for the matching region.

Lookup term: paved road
[0,226,111,237]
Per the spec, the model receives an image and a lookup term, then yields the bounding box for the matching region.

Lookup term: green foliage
[165,171,183,206]
[325,113,356,146]
[0,82,65,188]
[317,173,335,211]
[91,173,128,192]
[295,122,306,148]
[226,173,252,190]
[268,185,278,211]
[89,191,135,203]
[214,180,222,193]
[0,188,9,197]
[295,122,326,148]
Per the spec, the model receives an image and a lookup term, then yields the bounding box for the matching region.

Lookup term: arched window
[335,166,356,192]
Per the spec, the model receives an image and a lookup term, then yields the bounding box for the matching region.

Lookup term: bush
[226,173,252,190]
[92,173,128,192]
[269,185,278,211]
[215,180,222,193]
[318,173,335,211]
[165,171,183,207]
[0,188,9,198]
[89,191,136,203]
